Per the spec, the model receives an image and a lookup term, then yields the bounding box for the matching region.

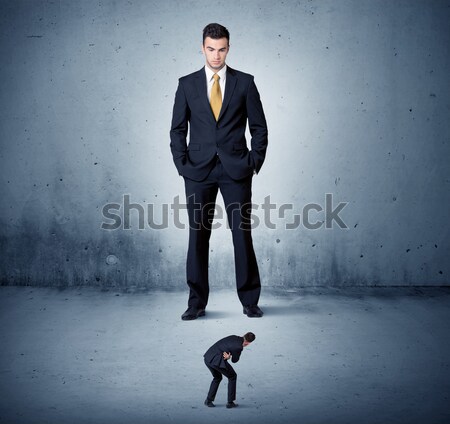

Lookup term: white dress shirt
[205,64,227,101]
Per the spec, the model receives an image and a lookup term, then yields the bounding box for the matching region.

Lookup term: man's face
[202,37,229,71]
[243,340,251,347]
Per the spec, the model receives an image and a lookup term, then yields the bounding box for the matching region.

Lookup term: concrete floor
[0,286,449,424]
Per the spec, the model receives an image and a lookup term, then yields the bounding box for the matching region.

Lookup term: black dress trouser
[184,156,261,309]
[205,358,237,403]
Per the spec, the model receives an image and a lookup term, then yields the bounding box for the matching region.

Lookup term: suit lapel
[194,68,216,122]
[218,66,237,121]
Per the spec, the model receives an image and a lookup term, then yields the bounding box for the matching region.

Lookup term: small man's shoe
[181,307,205,321]
[204,399,215,407]
[243,305,263,318]
[226,402,238,408]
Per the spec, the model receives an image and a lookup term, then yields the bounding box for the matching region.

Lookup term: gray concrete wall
[0,0,449,288]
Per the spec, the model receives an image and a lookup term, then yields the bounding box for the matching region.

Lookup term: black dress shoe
[226,402,238,408]
[181,307,205,321]
[243,305,263,318]
[204,399,215,407]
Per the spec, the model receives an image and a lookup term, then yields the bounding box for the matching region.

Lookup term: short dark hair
[244,332,256,343]
[203,23,230,44]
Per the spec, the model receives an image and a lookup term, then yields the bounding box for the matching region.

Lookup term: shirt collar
[205,64,227,82]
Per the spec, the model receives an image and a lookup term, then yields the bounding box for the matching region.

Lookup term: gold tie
[210,73,222,120]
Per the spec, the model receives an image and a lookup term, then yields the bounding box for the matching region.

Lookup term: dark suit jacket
[204,335,244,370]
[170,66,268,181]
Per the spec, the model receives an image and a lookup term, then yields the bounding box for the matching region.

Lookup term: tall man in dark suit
[203,332,256,408]
[170,23,268,320]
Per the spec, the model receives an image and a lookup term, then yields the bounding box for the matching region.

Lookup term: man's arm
[246,77,268,174]
[230,348,242,363]
[169,79,190,176]
[223,350,241,363]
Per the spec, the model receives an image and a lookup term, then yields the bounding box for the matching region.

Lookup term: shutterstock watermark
[101,194,349,230]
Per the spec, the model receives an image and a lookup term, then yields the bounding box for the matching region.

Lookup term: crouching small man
[203,332,255,408]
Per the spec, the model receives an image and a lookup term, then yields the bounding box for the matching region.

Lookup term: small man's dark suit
[204,335,244,403]
[170,66,268,313]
